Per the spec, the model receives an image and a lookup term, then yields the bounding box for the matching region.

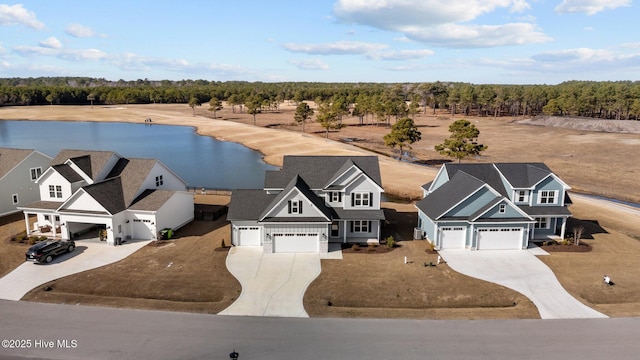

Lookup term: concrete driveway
[439,248,608,319]
[219,246,322,318]
[0,238,151,301]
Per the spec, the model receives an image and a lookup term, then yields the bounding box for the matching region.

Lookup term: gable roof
[52,164,84,183]
[0,148,43,178]
[81,177,127,214]
[51,150,118,180]
[415,171,486,220]
[264,156,382,189]
[129,189,176,211]
[259,175,332,221]
[493,163,553,188]
[443,163,509,197]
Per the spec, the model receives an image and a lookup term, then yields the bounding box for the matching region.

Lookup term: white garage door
[132,219,154,240]
[477,228,523,250]
[440,227,466,249]
[238,227,261,246]
[273,233,319,253]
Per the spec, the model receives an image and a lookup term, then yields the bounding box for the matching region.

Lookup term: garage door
[477,228,523,250]
[440,227,466,249]
[132,219,154,240]
[238,227,261,246]
[273,233,319,253]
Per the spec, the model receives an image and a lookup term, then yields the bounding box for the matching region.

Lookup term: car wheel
[67,245,75,253]
[45,255,53,263]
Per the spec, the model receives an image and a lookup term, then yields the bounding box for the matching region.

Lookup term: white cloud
[13,45,58,57]
[282,41,388,55]
[532,48,613,62]
[333,0,550,48]
[366,49,434,60]
[290,58,330,70]
[65,23,107,38]
[0,4,44,29]
[59,49,107,61]
[555,0,631,15]
[39,37,62,49]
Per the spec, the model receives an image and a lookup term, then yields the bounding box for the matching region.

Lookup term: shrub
[38,236,47,241]
[28,236,39,245]
[351,243,360,251]
[221,238,226,248]
[385,236,396,249]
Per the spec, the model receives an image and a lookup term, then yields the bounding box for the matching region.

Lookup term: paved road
[0,239,150,301]
[0,300,639,360]
[440,248,608,319]
[219,246,321,317]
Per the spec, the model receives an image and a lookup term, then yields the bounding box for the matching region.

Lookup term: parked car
[25,240,75,264]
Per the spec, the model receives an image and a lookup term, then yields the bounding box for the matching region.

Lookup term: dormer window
[538,190,558,204]
[288,200,303,214]
[49,185,62,198]
[329,192,342,203]
[352,192,371,207]
[499,204,506,213]
[155,175,164,187]
[516,190,529,203]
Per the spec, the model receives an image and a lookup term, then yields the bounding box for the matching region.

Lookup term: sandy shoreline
[0,104,435,199]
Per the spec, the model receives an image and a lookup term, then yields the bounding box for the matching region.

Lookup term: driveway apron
[439,249,608,319]
[219,246,321,317]
[0,239,151,301]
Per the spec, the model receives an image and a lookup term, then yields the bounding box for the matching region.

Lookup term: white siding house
[18,150,194,246]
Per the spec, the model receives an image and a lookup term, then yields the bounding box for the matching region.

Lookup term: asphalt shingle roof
[415,171,486,220]
[129,189,176,211]
[264,156,382,189]
[444,163,509,197]
[0,148,35,178]
[227,189,277,221]
[51,150,117,180]
[494,163,552,188]
[82,177,127,214]
[52,164,84,183]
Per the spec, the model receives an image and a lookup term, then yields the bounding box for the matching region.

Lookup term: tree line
[2,77,640,120]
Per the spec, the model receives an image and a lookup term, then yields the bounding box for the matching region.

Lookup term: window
[534,217,549,229]
[499,204,506,213]
[329,192,341,203]
[288,200,303,214]
[118,225,122,234]
[12,194,19,204]
[538,190,557,204]
[44,215,50,221]
[352,220,370,233]
[331,222,339,237]
[54,215,60,222]
[352,192,371,207]
[155,175,164,187]
[49,185,62,198]
[30,167,42,181]
[517,190,529,203]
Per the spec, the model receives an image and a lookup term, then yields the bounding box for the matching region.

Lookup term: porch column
[560,217,567,240]
[530,224,535,240]
[23,212,31,234]
[377,221,381,241]
[343,220,347,243]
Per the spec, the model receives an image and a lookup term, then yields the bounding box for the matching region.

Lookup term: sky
[0,0,638,84]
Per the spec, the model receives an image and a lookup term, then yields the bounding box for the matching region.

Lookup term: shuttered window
[288,200,303,214]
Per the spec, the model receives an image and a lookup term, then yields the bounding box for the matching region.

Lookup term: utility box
[160,228,174,240]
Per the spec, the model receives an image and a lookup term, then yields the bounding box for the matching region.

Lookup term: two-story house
[0,148,52,217]
[227,156,385,253]
[415,163,571,250]
[18,150,194,246]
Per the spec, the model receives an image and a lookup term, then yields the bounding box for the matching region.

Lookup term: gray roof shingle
[415,171,486,220]
[51,150,117,180]
[264,156,382,189]
[82,177,127,214]
[52,164,84,183]
[227,189,277,221]
[494,163,552,188]
[0,148,36,178]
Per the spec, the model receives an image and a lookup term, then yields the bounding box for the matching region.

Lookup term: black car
[25,240,75,264]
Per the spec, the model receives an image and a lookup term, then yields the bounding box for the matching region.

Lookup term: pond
[0,120,278,189]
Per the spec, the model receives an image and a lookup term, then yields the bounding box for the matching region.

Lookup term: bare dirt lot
[2,103,640,319]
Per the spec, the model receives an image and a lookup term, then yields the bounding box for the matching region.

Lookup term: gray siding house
[0,148,52,217]
[416,163,571,250]
[227,156,385,253]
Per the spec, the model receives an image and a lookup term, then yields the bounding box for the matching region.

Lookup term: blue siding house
[415,163,571,250]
